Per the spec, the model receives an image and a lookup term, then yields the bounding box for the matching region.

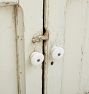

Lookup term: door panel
[0,5,25,94]
[0,6,18,94]
[62,0,89,94]
[80,2,89,93]
[20,0,43,94]
[1,0,88,94]
[62,1,84,93]
[43,0,89,94]
[43,0,65,94]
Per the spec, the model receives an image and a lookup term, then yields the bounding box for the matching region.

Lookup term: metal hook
[32,31,49,43]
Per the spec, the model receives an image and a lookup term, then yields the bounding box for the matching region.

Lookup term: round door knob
[52,46,64,60]
[30,52,44,65]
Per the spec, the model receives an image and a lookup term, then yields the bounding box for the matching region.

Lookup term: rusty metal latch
[32,32,49,43]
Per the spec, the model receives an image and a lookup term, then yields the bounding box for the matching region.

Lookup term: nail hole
[51,61,54,65]
[37,59,40,62]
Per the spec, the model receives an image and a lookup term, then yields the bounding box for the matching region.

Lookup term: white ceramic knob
[30,52,44,65]
[52,46,64,60]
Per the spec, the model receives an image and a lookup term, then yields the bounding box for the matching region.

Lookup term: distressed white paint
[62,1,83,93]
[44,0,65,94]
[0,5,25,94]
[0,0,88,94]
[0,6,18,94]
[62,0,89,94]
[0,0,18,6]
[79,1,89,94]
[43,0,89,94]
[19,0,43,94]
[15,5,26,94]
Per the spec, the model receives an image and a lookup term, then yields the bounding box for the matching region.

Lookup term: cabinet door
[20,0,43,94]
[43,0,65,94]
[43,0,89,94]
[19,0,89,94]
[0,3,25,94]
[62,0,89,94]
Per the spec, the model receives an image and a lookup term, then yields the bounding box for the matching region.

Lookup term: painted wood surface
[44,0,89,94]
[43,0,65,94]
[15,5,26,94]
[0,6,18,94]
[0,0,18,6]
[62,0,89,94]
[19,0,43,94]
[80,1,89,94]
[19,0,89,94]
[0,5,25,94]
[0,0,89,94]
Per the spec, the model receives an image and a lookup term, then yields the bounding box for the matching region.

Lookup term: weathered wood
[0,5,25,94]
[44,0,89,94]
[19,0,43,94]
[44,0,65,94]
[15,5,26,94]
[0,6,18,94]
[62,0,83,93]
[79,1,89,94]
[62,0,89,94]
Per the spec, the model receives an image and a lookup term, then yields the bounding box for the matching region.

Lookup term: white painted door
[19,0,43,94]
[1,0,89,94]
[0,1,25,94]
[62,0,89,94]
[43,0,89,94]
[43,0,65,94]
[17,0,89,94]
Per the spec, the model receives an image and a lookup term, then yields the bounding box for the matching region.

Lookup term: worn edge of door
[19,0,43,94]
[43,0,49,94]
[43,0,65,94]
[79,1,89,94]
[14,5,26,94]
